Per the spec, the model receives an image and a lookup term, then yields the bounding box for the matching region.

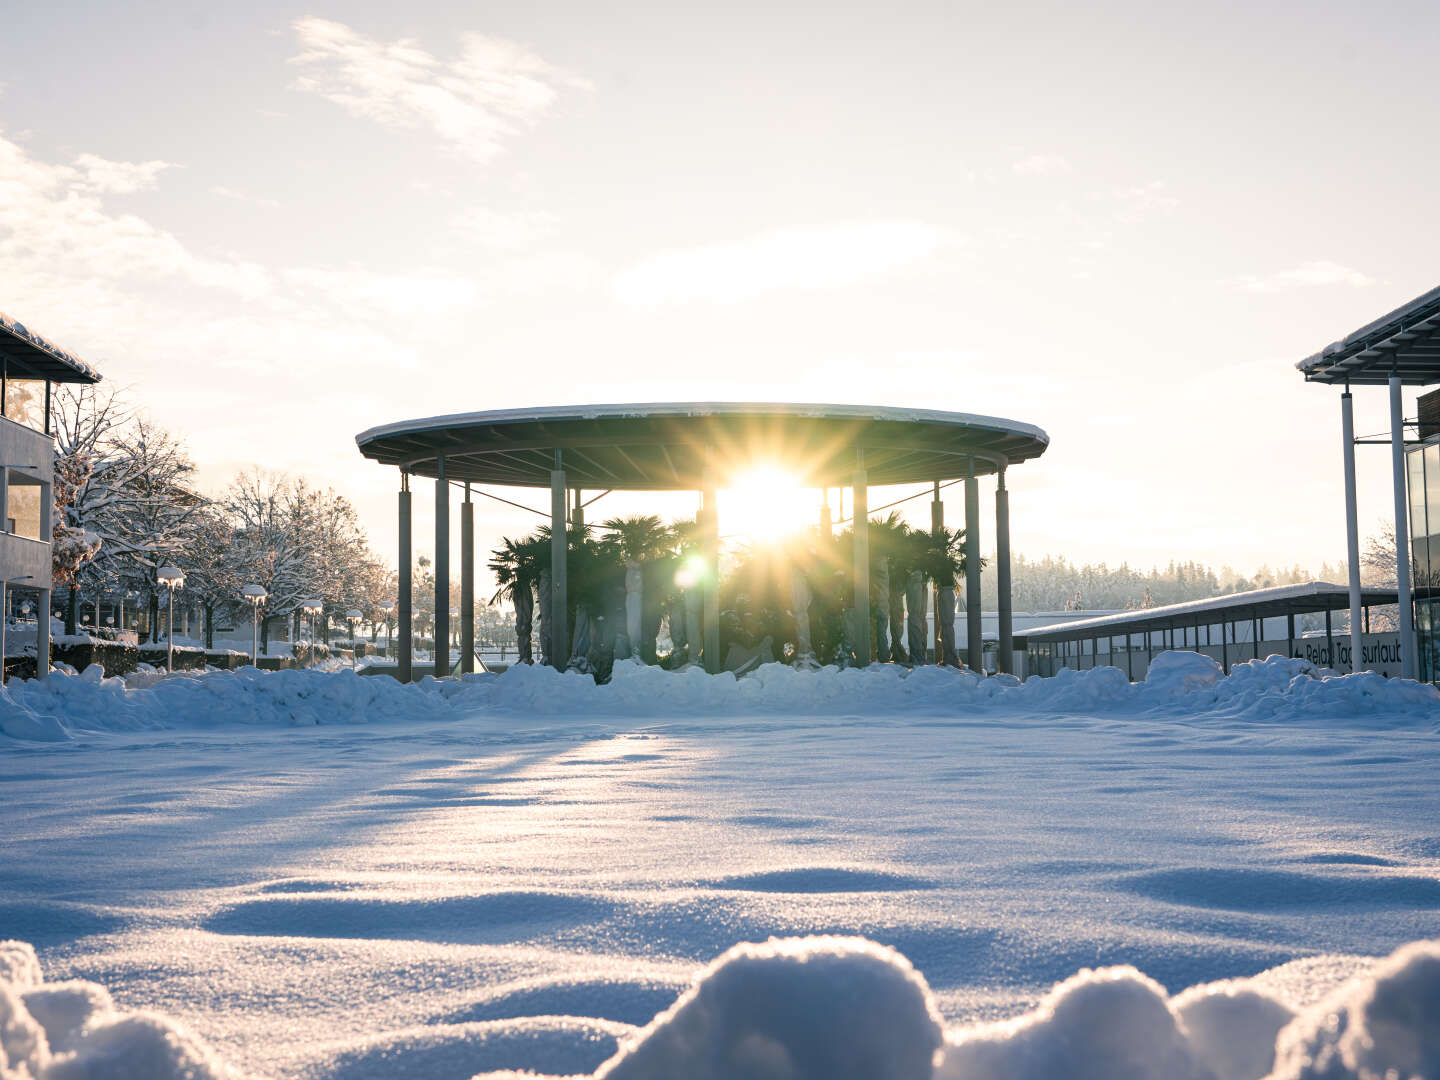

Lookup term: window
[5,471,43,540]
[2,374,48,432]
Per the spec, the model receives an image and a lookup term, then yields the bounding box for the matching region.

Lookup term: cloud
[1112,181,1178,223]
[1012,154,1072,177]
[1232,260,1373,295]
[210,185,280,209]
[72,153,175,194]
[288,17,586,163]
[449,205,557,250]
[614,220,949,306]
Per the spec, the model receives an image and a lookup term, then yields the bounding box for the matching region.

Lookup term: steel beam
[398,475,412,682]
[550,451,569,670]
[1390,375,1417,678]
[996,470,1013,674]
[461,485,474,674]
[965,461,982,672]
[854,453,871,665]
[1341,391,1365,671]
[434,457,450,679]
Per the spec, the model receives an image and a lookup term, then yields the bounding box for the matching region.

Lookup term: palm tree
[867,512,910,663]
[488,533,547,663]
[599,515,674,662]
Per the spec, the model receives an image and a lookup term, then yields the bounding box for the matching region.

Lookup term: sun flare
[721,465,811,543]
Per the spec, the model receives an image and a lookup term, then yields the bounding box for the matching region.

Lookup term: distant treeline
[979,556,1348,614]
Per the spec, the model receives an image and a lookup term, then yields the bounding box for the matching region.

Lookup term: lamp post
[301,600,322,663]
[157,566,185,672]
[241,584,267,666]
[345,609,363,668]
[378,601,395,659]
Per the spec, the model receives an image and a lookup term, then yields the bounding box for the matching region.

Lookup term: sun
[721,465,811,543]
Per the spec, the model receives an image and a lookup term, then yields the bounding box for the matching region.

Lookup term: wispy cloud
[1112,181,1178,223]
[73,153,175,194]
[210,185,280,209]
[450,205,557,250]
[1012,154,1072,177]
[614,221,949,306]
[288,17,586,163]
[1232,260,1374,294]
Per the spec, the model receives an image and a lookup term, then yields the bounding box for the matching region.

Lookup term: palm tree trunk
[938,585,959,666]
[873,558,890,661]
[514,585,533,664]
[624,560,643,660]
[537,569,550,666]
[683,587,702,666]
[889,587,906,662]
[906,570,928,665]
[568,604,592,672]
[790,568,815,665]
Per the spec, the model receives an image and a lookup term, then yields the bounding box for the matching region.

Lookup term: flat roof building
[1,313,102,679]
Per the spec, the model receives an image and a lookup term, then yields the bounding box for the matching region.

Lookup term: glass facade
[1,364,49,433]
[1408,438,1440,683]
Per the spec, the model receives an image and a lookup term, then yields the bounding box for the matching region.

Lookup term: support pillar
[1125,631,1133,681]
[820,489,832,536]
[36,587,50,679]
[965,459,982,672]
[996,469,1013,674]
[398,474,413,682]
[461,484,474,674]
[1341,391,1365,671]
[1326,608,1335,669]
[434,457,450,679]
[931,482,943,662]
[1287,613,1295,659]
[550,451,569,670]
[853,451,870,665]
[702,467,720,673]
[1390,374,1417,679]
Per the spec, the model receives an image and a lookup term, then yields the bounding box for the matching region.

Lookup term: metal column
[1341,391,1365,671]
[965,460,982,672]
[1287,613,1295,659]
[702,466,720,673]
[460,484,474,674]
[996,469,1013,674]
[1125,632,1133,681]
[35,587,49,679]
[1326,608,1335,668]
[398,474,413,682]
[931,481,943,662]
[1389,374,1417,678]
[853,451,871,665]
[550,450,569,670]
[434,457,450,679]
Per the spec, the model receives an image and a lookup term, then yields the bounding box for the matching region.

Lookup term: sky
[4,0,1439,592]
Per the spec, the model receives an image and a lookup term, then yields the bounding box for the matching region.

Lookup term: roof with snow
[1297,284,1440,385]
[356,402,1049,489]
[0,313,101,384]
[1021,581,1400,643]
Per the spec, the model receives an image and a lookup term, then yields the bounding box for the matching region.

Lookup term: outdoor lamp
[378,600,395,658]
[345,608,363,668]
[241,584,267,665]
[301,600,323,657]
[157,566,184,672]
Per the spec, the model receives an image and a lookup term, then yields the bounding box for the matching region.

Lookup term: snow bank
[1269,938,1440,1080]
[0,941,233,1079]
[3,651,1436,742]
[5,936,1438,1080]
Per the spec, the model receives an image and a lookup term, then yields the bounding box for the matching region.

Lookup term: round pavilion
[355,402,1049,679]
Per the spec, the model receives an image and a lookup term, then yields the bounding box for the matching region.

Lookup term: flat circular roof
[356,402,1049,489]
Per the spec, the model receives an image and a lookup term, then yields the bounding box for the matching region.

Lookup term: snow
[1,652,1438,1077]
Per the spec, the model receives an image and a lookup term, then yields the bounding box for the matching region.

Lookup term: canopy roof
[1021,582,1399,643]
[356,402,1049,489]
[0,313,101,384]
[1297,284,1440,386]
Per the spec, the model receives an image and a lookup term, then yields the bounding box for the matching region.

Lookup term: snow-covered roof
[1021,581,1400,642]
[356,402,1049,489]
[0,312,101,384]
[1297,284,1440,386]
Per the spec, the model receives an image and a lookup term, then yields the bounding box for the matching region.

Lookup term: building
[1298,283,1440,683]
[1,314,102,678]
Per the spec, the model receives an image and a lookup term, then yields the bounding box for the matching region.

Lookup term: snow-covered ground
[2,653,1438,1078]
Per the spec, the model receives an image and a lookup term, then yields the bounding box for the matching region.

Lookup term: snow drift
[0,941,233,1079]
[2,651,1436,742]
[5,937,1438,1080]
